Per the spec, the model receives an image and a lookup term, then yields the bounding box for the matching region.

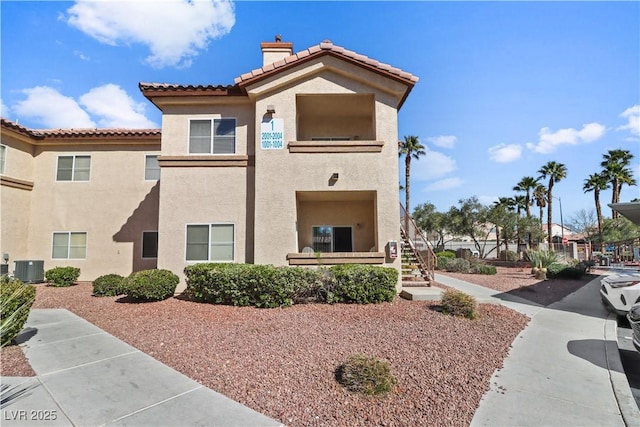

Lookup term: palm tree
[398,135,426,220]
[533,183,547,248]
[601,149,636,218]
[583,172,609,251]
[538,161,568,247]
[514,176,539,248]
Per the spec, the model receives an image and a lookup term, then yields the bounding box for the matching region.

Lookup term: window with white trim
[52,232,87,259]
[186,224,234,261]
[56,155,91,181]
[145,155,160,181]
[142,231,158,258]
[189,119,236,154]
[0,145,6,174]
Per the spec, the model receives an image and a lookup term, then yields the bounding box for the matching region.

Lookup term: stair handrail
[399,202,437,281]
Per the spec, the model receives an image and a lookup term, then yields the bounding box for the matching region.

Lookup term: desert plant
[434,250,456,259]
[1,277,36,347]
[441,289,477,319]
[444,258,470,273]
[123,269,179,301]
[436,256,451,271]
[336,354,397,395]
[526,249,558,273]
[44,266,80,287]
[469,262,497,275]
[92,274,125,297]
[499,250,518,262]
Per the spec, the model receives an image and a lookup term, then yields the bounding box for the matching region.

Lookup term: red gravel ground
[1,281,530,427]
[438,266,603,306]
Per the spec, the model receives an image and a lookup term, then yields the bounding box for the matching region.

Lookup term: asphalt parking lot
[617,316,640,410]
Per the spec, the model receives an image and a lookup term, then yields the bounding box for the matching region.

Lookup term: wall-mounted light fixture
[3,253,8,264]
[331,173,339,180]
[266,105,276,114]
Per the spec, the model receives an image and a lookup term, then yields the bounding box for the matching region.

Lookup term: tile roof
[234,40,419,86]
[1,118,160,141]
[139,40,418,103]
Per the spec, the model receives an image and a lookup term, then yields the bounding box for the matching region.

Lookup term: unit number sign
[261,118,284,150]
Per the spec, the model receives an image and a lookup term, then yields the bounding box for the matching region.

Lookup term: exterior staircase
[399,203,441,301]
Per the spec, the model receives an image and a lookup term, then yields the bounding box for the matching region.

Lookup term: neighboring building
[1,38,417,291]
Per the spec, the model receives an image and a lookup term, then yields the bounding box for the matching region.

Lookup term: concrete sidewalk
[0,309,282,427]
[435,273,639,426]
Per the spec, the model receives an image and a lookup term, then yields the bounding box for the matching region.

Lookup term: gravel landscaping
[1,280,530,426]
[438,267,603,306]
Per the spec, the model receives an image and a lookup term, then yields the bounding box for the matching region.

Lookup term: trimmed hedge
[434,250,456,259]
[123,269,179,301]
[469,263,497,275]
[184,263,398,308]
[45,267,80,287]
[92,274,125,297]
[326,264,397,304]
[444,258,470,273]
[1,277,36,347]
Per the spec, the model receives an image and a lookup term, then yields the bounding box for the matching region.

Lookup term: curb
[604,312,640,427]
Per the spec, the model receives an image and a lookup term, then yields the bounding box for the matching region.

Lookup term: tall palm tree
[533,183,547,224]
[514,176,539,248]
[398,135,426,219]
[601,149,636,218]
[538,161,568,247]
[583,172,609,251]
[513,176,539,218]
[513,195,527,251]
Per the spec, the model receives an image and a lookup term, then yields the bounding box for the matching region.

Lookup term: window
[0,145,6,174]
[186,224,234,261]
[52,232,87,259]
[189,119,236,154]
[312,226,353,252]
[145,155,160,181]
[142,231,158,258]
[56,155,91,181]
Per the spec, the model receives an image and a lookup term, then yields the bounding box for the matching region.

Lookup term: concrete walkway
[435,273,639,427]
[0,309,282,427]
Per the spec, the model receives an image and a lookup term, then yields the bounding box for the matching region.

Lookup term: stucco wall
[25,145,160,280]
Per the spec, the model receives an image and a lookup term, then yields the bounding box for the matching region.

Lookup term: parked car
[599,272,640,316]
[627,303,640,352]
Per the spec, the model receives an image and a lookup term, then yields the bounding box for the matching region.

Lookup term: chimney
[260,35,293,66]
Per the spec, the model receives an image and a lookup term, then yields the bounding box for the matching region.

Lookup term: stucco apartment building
[0,38,417,290]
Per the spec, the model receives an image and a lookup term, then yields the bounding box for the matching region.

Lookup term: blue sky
[2,1,639,226]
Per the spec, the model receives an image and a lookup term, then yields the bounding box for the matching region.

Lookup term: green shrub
[92,274,125,297]
[434,250,456,259]
[336,354,397,395]
[470,263,497,275]
[441,289,477,319]
[44,267,80,287]
[436,256,451,271]
[123,269,179,301]
[1,277,36,347]
[499,250,518,262]
[444,258,470,273]
[546,263,585,279]
[526,249,557,269]
[184,263,396,307]
[326,265,397,304]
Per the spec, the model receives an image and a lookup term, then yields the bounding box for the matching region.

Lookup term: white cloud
[411,148,457,181]
[79,84,156,128]
[74,50,90,61]
[488,143,522,163]
[478,195,500,205]
[12,85,157,129]
[526,122,606,154]
[617,105,640,140]
[427,135,456,149]
[13,86,95,128]
[66,0,235,68]
[423,177,464,192]
[1,99,10,117]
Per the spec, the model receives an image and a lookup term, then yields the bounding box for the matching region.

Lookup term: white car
[627,304,640,352]
[600,272,640,316]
